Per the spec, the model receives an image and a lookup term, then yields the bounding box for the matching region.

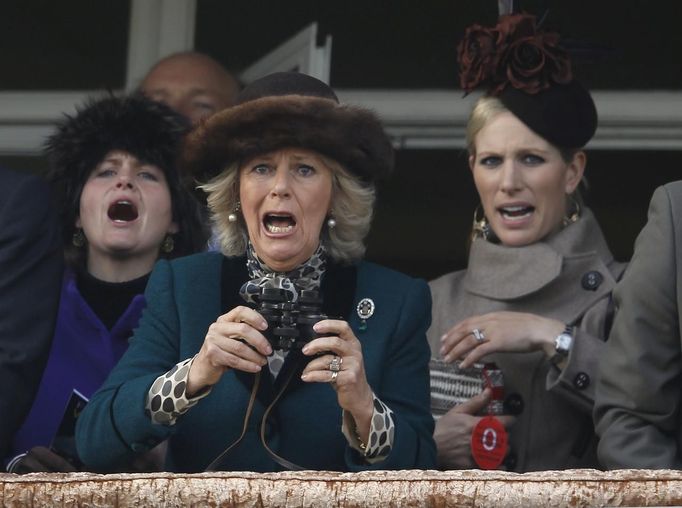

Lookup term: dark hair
[45,93,207,268]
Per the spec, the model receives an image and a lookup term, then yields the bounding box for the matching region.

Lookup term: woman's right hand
[434,388,515,469]
[187,306,272,395]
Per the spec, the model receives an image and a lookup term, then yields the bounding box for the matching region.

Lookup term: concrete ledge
[2,469,682,507]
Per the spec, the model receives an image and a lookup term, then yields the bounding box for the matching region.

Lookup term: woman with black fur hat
[5,94,207,472]
[428,14,625,472]
[76,72,435,472]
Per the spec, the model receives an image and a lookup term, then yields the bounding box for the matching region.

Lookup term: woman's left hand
[300,319,374,442]
[11,446,78,473]
[440,311,565,368]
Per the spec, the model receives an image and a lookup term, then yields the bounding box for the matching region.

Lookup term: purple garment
[5,271,146,465]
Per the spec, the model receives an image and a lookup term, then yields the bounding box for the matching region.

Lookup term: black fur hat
[183,72,394,183]
[45,93,206,264]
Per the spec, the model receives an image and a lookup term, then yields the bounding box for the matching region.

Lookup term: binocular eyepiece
[256,287,328,351]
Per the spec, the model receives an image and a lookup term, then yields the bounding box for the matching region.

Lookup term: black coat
[0,167,63,458]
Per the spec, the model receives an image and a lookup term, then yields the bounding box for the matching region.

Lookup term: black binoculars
[256,287,328,351]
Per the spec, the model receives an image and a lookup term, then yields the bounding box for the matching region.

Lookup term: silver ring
[330,370,339,383]
[329,355,342,372]
[472,328,485,342]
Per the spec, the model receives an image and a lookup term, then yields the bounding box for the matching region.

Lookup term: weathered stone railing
[2,469,682,507]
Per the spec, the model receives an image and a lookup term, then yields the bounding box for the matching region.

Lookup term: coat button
[130,443,148,453]
[581,271,603,291]
[573,372,590,390]
[503,393,524,415]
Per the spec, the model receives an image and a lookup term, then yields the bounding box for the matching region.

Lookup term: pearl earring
[228,201,241,223]
[327,217,337,229]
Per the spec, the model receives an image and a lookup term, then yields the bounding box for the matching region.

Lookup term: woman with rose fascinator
[75,72,435,472]
[428,14,625,472]
[4,94,207,473]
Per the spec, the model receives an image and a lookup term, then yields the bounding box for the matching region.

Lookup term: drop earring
[562,195,581,227]
[228,201,241,223]
[161,235,175,253]
[471,205,491,241]
[72,228,85,248]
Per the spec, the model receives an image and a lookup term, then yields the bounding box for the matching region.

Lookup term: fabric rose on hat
[457,13,572,96]
[458,23,500,94]
[498,32,572,94]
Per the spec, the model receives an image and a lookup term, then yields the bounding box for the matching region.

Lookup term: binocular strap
[204,358,307,472]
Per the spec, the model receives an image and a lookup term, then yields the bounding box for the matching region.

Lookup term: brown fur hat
[182,72,394,183]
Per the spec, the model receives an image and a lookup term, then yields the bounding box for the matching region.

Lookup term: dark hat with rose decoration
[458,14,597,149]
[182,71,394,183]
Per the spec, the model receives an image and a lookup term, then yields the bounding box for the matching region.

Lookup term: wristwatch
[551,325,574,366]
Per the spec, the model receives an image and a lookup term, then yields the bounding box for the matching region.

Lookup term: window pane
[196,0,682,90]
[0,156,47,176]
[0,0,129,90]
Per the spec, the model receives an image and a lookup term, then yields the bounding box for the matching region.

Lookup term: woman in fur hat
[76,72,436,472]
[428,14,625,472]
[5,94,207,472]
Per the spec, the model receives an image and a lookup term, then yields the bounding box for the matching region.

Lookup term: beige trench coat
[428,208,625,472]
[595,182,682,469]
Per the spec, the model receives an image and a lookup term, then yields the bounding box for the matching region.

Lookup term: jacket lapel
[321,259,357,321]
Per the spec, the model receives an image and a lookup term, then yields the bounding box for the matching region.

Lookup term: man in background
[140,51,240,126]
[0,167,63,459]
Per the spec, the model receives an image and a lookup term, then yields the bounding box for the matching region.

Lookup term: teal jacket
[76,252,435,472]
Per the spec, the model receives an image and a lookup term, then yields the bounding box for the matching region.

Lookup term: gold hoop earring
[72,229,85,248]
[562,195,581,227]
[472,205,491,241]
[161,235,175,253]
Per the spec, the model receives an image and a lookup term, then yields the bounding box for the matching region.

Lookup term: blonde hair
[199,156,375,263]
[466,96,509,156]
[466,95,579,163]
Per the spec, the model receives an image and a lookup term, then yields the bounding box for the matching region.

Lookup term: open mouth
[263,213,296,233]
[498,205,534,220]
[107,200,139,222]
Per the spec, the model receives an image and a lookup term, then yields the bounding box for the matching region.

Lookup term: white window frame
[240,22,332,85]
[0,1,681,156]
[125,0,197,91]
